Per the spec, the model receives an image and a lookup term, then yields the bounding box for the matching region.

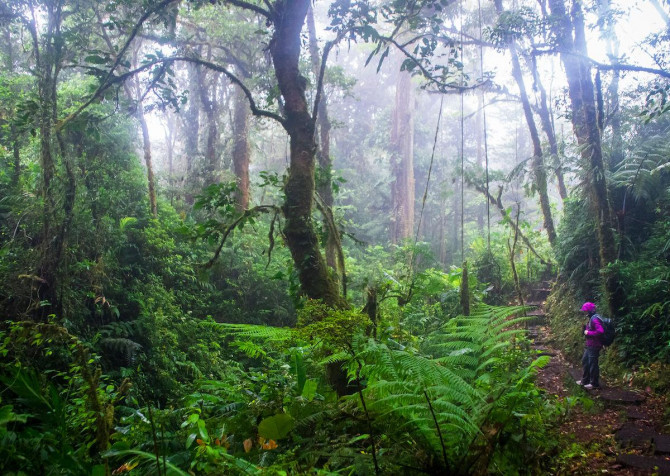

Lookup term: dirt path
[526,288,670,475]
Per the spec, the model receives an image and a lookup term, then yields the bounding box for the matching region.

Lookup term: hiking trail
[526,282,670,475]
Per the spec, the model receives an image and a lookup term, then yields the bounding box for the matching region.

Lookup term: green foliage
[0,321,126,475]
[346,304,557,473]
[296,300,371,350]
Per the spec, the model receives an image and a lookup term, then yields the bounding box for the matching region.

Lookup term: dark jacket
[585,314,605,349]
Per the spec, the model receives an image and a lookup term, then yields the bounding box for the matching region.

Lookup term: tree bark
[232,83,251,210]
[390,68,415,244]
[269,0,344,308]
[34,2,62,318]
[549,0,623,317]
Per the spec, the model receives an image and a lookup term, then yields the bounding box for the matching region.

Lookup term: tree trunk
[232,84,251,210]
[597,0,623,169]
[34,3,61,318]
[528,54,568,200]
[549,0,623,317]
[390,69,415,244]
[476,90,486,231]
[198,65,220,185]
[307,5,339,274]
[137,102,158,218]
[183,62,201,202]
[269,0,344,308]
[460,261,470,316]
[496,0,557,247]
[129,45,158,218]
[448,186,460,266]
[163,111,177,204]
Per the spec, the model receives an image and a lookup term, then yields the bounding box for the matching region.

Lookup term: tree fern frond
[219,323,293,341]
[233,340,267,358]
[99,337,142,364]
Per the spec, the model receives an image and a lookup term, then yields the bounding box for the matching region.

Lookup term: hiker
[577,302,604,389]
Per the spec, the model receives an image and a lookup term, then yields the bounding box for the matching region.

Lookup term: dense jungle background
[1,0,669,474]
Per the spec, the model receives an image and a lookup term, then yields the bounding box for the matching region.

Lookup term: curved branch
[474,184,552,266]
[223,0,271,19]
[57,56,285,131]
[532,48,670,79]
[203,205,281,268]
[173,56,285,125]
[311,32,344,126]
[379,35,488,92]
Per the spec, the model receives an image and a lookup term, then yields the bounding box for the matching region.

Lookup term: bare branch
[223,0,271,19]
[533,48,670,79]
[173,56,285,125]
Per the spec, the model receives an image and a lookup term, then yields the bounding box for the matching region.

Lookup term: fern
[99,337,142,365]
[219,323,293,342]
[352,304,538,470]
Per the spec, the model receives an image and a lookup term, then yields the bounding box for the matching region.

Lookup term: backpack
[594,315,615,347]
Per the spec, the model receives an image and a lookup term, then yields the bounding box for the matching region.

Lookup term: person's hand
[584,330,589,335]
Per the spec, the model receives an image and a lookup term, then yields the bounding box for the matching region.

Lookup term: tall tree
[494,0,557,247]
[231,81,251,210]
[197,61,221,186]
[130,43,158,218]
[549,0,623,317]
[390,68,415,244]
[183,61,201,202]
[262,0,344,306]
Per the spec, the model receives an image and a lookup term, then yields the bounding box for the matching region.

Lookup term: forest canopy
[1,0,669,474]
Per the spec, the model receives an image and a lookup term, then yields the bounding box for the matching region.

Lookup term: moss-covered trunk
[270,0,344,308]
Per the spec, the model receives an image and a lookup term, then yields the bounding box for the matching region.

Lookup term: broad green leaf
[301,379,318,402]
[258,413,294,440]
